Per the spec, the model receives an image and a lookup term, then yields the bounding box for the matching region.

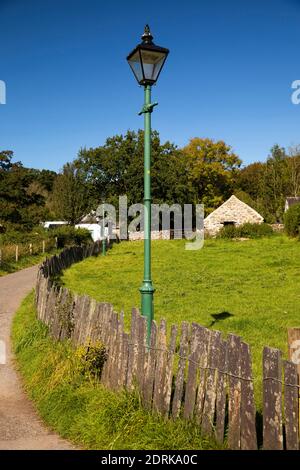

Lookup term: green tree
[264,144,288,220]
[236,145,297,223]
[0,150,14,170]
[236,162,272,220]
[50,163,91,225]
[182,137,241,213]
[75,130,191,208]
[286,145,300,197]
[0,151,57,230]
[236,162,265,199]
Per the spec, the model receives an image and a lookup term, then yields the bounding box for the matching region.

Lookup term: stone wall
[128,230,171,241]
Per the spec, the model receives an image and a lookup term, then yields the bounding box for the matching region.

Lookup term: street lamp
[127,25,169,339]
[102,205,106,256]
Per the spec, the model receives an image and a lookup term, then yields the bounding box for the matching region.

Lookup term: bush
[0,226,50,246]
[239,222,274,238]
[217,223,273,239]
[50,225,92,248]
[284,203,300,237]
[75,342,107,380]
[217,224,237,239]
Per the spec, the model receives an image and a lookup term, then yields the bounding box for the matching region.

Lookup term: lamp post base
[140,281,155,340]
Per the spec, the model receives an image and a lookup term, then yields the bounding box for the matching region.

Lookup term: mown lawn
[61,235,300,403]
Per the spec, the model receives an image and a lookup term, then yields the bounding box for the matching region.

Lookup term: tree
[236,146,294,223]
[264,145,288,220]
[0,151,56,230]
[75,130,191,208]
[182,137,241,213]
[0,150,14,171]
[286,145,300,197]
[236,162,265,199]
[50,163,91,225]
[236,162,273,221]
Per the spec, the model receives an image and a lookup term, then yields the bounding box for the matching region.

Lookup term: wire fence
[0,238,57,266]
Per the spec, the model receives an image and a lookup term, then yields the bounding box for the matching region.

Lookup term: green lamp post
[102,205,106,256]
[102,233,106,256]
[127,25,169,339]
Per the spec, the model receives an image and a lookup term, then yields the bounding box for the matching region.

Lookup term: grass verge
[12,292,225,450]
[0,250,57,276]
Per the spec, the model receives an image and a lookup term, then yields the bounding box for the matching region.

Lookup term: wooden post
[143,321,157,408]
[161,324,177,417]
[240,342,257,449]
[194,327,211,425]
[29,243,32,255]
[126,308,139,390]
[287,328,300,377]
[227,334,242,450]
[263,347,283,450]
[201,330,221,437]
[153,319,168,414]
[283,360,299,450]
[183,324,203,420]
[215,339,228,444]
[42,240,45,254]
[172,322,189,419]
[15,245,19,262]
[55,236,58,249]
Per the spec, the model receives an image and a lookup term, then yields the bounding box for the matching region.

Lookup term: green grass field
[61,235,300,403]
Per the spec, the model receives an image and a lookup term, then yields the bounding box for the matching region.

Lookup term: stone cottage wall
[204,196,264,236]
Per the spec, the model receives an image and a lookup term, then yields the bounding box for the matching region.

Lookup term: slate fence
[35,243,300,450]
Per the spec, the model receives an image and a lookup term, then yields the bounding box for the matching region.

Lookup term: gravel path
[0,265,74,450]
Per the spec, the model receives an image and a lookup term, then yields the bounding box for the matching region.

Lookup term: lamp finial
[142,24,153,44]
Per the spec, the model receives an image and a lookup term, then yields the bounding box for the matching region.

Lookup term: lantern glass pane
[128,50,143,83]
[140,49,166,82]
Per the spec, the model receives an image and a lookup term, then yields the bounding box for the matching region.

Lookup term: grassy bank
[61,236,300,403]
[0,250,57,276]
[12,292,224,450]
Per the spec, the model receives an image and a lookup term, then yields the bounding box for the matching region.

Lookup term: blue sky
[0,0,299,171]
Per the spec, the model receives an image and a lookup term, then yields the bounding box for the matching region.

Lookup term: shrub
[0,227,49,245]
[239,223,274,238]
[284,203,300,237]
[217,223,273,239]
[49,226,92,248]
[75,342,107,380]
[217,224,237,239]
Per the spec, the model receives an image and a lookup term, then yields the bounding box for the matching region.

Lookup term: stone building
[204,195,264,236]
